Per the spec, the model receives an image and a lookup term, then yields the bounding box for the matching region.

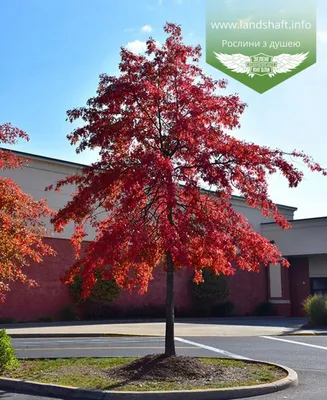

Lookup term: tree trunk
[165,250,176,357]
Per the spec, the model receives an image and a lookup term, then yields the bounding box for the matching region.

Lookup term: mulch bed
[109,354,254,384]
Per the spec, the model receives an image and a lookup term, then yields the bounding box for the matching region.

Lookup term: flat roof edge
[199,188,297,211]
[229,195,297,212]
[262,216,327,225]
[1,147,88,168]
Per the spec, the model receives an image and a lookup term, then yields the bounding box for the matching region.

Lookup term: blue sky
[0,0,326,219]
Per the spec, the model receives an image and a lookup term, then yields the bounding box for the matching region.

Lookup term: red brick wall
[275,265,292,317]
[112,267,268,317]
[281,266,291,300]
[227,267,268,315]
[289,257,310,317]
[0,238,77,322]
[0,239,194,321]
[273,303,291,317]
[0,238,270,321]
[111,267,194,313]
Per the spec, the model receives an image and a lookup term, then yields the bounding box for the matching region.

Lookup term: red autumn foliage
[0,123,55,301]
[50,23,325,354]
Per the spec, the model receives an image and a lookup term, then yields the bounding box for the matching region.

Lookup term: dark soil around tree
[107,354,282,387]
[110,354,229,381]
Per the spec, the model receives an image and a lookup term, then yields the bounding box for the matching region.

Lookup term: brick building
[1,150,326,321]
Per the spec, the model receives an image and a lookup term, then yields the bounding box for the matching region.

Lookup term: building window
[310,278,327,296]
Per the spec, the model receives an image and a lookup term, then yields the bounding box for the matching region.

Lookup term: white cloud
[141,25,153,33]
[126,40,147,53]
[237,15,253,24]
[318,31,327,44]
[125,40,161,54]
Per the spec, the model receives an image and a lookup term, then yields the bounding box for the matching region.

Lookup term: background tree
[50,23,325,357]
[0,123,55,301]
[69,270,121,305]
[191,268,229,317]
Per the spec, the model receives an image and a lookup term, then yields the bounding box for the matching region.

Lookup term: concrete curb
[0,360,298,400]
[278,332,314,336]
[280,332,327,336]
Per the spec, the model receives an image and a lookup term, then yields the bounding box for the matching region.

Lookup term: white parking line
[175,337,251,360]
[261,336,327,350]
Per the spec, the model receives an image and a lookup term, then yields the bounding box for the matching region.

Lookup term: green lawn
[5,357,286,391]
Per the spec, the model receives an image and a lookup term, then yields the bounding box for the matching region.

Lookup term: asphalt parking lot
[3,334,327,399]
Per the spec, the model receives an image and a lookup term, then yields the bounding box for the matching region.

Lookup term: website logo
[206,0,317,93]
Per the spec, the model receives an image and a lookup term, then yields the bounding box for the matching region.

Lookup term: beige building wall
[1,153,96,240]
[231,196,295,232]
[262,218,327,256]
[309,255,327,278]
[2,150,296,241]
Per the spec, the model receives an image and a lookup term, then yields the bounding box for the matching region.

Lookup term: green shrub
[60,306,78,321]
[303,295,327,326]
[0,318,15,325]
[0,330,19,371]
[70,271,121,305]
[83,302,106,320]
[84,303,166,320]
[37,316,54,323]
[211,301,235,317]
[130,305,166,319]
[254,301,276,316]
[191,268,229,316]
[191,268,229,303]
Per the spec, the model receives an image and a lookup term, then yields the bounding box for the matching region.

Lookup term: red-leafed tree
[0,123,55,301]
[50,23,325,356]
